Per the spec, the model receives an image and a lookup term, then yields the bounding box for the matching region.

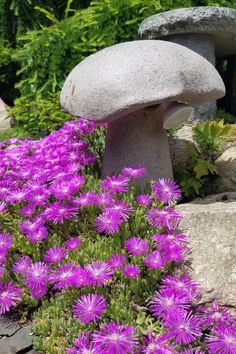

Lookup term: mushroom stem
[102,106,173,186]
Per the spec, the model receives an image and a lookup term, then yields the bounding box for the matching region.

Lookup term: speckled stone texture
[139,7,236,57]
[215,146,236,192]
[102,107,173,182]
[177,192,236,308]
[60,40,225,121]
[139,7,236,120]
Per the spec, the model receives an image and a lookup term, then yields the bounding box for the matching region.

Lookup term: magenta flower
[152,232,189,250]
[92,321,138,353]
[65,237,81,251]
[44,246,67,264]
[0,233,13,251]
[108,254,126,270]
[20,218,43,235]
[0,201,8,212]
[43,202,77,224]
[66,332,97,354]
[164,310,202,345]
[180,350,205,354]
[95,192,114,207]
[12,256,32,274]
[106,200,133,221]
[30,285,47,299]
[100,174,130,194]
[49,263,76,290]
[86,261,113,287]
[73,293,106,323]
[146,207,182,229]
[73,191,96,207]
[144,251,164,270]
[152,178,182,204]
[0,265,5,278]
[95,210,122,234]
[206,324,236,353]
[122,165,146,179]
[20,204,36,217]
[0,282,23,314]
[123,265,140,278]
[136,194,152,206]
[150,290,190,318]
[0,249,7,264]
[25,262,49,289]
[162,245,185,263]
[142,333,176,354]
[26,226,48,243]
[161,274,199,301]
[124,237,149,256]
[199,300,236,327]
[71,266,93,287]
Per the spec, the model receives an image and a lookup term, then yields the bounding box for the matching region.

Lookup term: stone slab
[177,192,236,307]
[0,325,33,353]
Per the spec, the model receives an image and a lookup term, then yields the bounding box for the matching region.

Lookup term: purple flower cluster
[0,117,235,354]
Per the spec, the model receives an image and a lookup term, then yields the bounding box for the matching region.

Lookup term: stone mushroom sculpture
[139,6,236,120]
[60,40,225,185]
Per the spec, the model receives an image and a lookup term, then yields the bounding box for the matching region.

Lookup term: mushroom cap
[60,40,225,122]
[139,7,236,56]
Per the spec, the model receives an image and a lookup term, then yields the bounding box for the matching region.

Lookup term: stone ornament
[60,40,225,184]
[139,6,236,119]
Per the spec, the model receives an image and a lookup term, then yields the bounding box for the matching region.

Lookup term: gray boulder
[177,192,236,307]
[0,98,13,130]
[215,146,236,192]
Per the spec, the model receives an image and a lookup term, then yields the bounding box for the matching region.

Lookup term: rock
[215,146,236,192]
[0,98,13,130]
[0,317,21,337]
[139,6,236,120]
[177,192,236,307]
[0,325,33,353]
[175,125,194,141]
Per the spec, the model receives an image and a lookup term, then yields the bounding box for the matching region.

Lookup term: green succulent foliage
[192,119,236,155]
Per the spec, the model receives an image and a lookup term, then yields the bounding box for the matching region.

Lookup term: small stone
[0,98,13,131]
[0,318,21,337]
[177,192,236,307]
[215,145,236,192]
[1,325,33,353]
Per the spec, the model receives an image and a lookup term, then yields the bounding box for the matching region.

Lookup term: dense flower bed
[0,119,235,353]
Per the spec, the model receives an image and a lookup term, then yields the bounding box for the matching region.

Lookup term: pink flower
[136,194,152,206]
[95,210,122,234]
[123,265,140,278]
[65,237,81,251]
[124,237,149,256]
[144,251,164,270]
[73,293,106,323]
[100,174,130,194]
[122,165,146,179]
[44,246,67,264]
[152,178,182,204]
[86,261,113,287]
[108,254,126,270]
[0,282,23,314]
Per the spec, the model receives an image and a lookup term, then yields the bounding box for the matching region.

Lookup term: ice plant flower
[12,256,32,274]
[95,210,122,234]
[136,194,152,206]
[108,254,125,270]
[144,251,165,270]
[66,332,98,354]
[122,165,146,179]
[100,174,130,194]
[92,321,138,353]
[164,310,202,345]
[0,282,23,314]
[142,333,176,354]
[25,262,49,290]
[146,207,182,229]
[205,323,236,353]
[64,237,81,251]
[73,293,106,323]
[49,263,76,290]
[106,200,133,221]
[123,265,140,278]
[43,246,67,264]
[150,290,190,318]
[86,261,113,287]
[0,233,13,251]
[124,237,149,256]
[152,178,182,204]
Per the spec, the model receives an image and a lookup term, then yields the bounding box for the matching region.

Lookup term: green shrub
[0,40,19,104]
[9,93,72,137]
